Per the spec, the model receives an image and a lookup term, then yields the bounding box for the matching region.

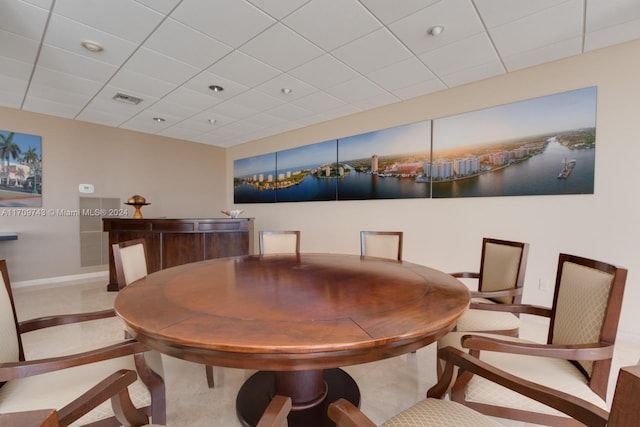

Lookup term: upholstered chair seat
[379,398,502,426]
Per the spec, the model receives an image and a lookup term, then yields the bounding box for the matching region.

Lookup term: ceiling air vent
[113,93,143,105]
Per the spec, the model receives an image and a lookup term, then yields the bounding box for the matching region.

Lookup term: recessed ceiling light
[81,40,104,53]
[281,88,292,95]
[208,85,224,92]
[208,119,217,125]
[427,25,444,37]
[152,117,166,122]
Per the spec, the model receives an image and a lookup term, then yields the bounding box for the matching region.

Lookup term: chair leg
[206,365,215,388]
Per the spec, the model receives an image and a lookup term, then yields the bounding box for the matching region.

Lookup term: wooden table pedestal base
[236,369,360,427]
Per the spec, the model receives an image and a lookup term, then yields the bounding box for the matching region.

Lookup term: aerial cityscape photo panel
[336,120,431,200]
[233,86,596,204]
[431,86,597,198]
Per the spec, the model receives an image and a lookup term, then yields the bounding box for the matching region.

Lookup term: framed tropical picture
[0,130,42,207]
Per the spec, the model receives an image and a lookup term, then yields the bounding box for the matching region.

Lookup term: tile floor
[11,279,639,426]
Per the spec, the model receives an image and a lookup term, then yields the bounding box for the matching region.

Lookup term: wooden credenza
[103,217,254,291]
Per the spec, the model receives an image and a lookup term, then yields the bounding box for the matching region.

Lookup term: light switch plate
[79,183,94,193]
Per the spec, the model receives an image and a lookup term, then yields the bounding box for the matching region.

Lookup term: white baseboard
[12,270,108,289]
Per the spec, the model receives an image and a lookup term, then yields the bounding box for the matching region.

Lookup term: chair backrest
[259,231,300,255]
[0,259,24,363]
[112,239,148,289]
[360,231,403,261]
[549,253,627,400]
[478,237,528,304]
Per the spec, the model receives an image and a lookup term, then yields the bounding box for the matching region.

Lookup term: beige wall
[227,39,640,342]
[0,110,227,282]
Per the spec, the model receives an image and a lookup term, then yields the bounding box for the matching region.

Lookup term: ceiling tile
[171,0,275,48]
[473,0,573,28]
[503,37,582,71]
[239,23,324,72]
[206,101,257,121]
[366,57,436,92]
[229,89,285,111]
[288,54,359,89]
[23,96,80,118]
[30,66,104,95]
[246,0,310,20]
[264,103,314,121]
[207,51,281,87]
[0,76,29,108]
[324,75,387,104]
[586,0,640,32]
[0,0,49,40]
[488,0,583,57]
[123,47,200,85]
[143,18,233,69]
[0,29,40,63]
[134,0,182,15]
[291,91,347,114]
[418,32,502,77]
[359,0,440,24]
[389,0,485,55]
[162,86,225,111]
[283,0,381,51]
[53,0,165,43]
[585,17,640,51]
[439,60,505,88]
[332,28,413,74]
[37,44,117,83]
[0,56,33,81]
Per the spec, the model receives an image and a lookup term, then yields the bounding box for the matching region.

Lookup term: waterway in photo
[432,140,595,198]
[233,140,594,203]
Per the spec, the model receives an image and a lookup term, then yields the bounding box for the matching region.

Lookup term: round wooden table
[114,254,470,427]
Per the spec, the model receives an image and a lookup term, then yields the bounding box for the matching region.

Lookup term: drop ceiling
[1,0,639,148]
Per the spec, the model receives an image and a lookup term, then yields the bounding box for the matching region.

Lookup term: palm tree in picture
[21,146,41,193]
[0,132,22,187]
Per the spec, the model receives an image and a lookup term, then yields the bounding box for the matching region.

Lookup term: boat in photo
[557,158,576,179]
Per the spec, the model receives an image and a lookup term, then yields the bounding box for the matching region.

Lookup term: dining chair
[329,346,638,427]
[113,239,217,389]
[360,231,403,261]
[450,237,529,336]
[259,230,300,254]
[437,253,627,426]
[0,259,166,426]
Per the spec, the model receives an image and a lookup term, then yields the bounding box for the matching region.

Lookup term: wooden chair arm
[468,302,552,317]
[57,369,148,427]
[430,346,609,427]
[449,271,480,279]
[256,395,292,427]
[470,288,523,299]
[18,309,116,334]
[461,335,615,360]
[328,398,377,427]
[0,340,148,381]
